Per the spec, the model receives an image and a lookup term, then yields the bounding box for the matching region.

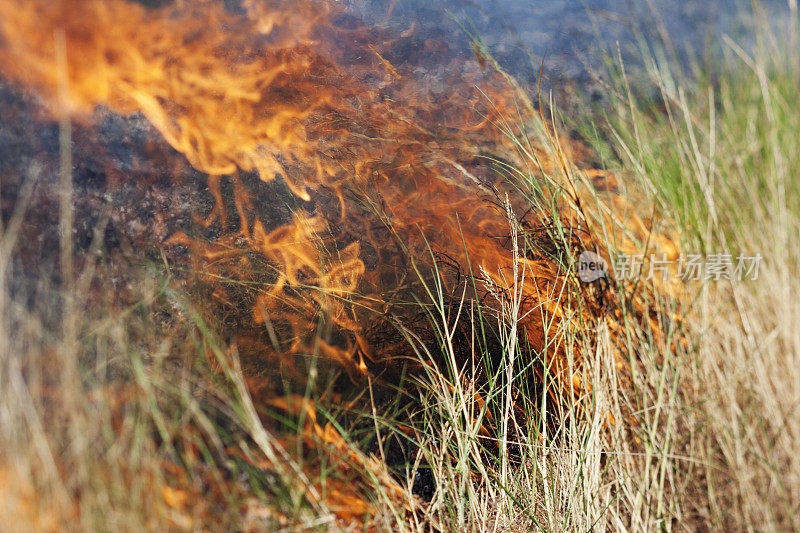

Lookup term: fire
[0,0,344,199]
[0,0,678,519]
[0,0,606,389]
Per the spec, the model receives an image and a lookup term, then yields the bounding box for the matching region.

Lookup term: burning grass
[0,0,798,530]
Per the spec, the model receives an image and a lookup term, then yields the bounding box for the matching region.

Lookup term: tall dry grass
[379,3,800,530]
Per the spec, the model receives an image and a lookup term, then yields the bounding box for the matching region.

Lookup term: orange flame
[7,0,692,440]
[0,0,688,523]
[0,0,601,391]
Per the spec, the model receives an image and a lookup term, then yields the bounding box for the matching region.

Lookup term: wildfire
[0,0,677,523]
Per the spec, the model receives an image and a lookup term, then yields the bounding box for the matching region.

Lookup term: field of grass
[1,1,799,531]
